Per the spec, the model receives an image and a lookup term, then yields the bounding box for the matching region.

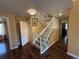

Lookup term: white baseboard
[41,39,58,54]
[11,45,19,50]
[67,52,79,59]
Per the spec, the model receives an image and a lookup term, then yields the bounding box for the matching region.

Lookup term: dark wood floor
[0,37,75,59]
[0,40,40,59]
[41,37,76,59]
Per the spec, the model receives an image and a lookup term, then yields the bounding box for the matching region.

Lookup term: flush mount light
[27,9,37,15]
[59,13,63,16]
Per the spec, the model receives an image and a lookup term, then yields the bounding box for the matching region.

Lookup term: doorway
[62,22,67,38]
[61,21,68,52]
[0,18,9,56]
[62,22,68,43]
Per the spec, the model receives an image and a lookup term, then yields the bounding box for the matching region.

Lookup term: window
[0,23,6,35]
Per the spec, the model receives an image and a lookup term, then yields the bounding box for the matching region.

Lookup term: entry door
[20,21,28,46]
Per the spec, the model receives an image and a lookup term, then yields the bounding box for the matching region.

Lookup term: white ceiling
[0,0,73,17]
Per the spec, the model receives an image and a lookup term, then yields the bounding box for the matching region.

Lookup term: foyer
[0,0,79,59]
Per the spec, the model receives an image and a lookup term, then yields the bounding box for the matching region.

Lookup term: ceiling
[0,0,73,17]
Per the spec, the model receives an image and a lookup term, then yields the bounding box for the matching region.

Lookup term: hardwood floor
[0,37,76,59]
[0,42,40,59]
[41,37,76,59]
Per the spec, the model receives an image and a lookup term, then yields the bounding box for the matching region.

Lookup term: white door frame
[0,16,12,50]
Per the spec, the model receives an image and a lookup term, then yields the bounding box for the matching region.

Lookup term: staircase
[33,17,59,54]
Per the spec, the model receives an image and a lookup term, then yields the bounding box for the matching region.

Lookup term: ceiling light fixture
[27,9,37,15]
[59,13,63,16]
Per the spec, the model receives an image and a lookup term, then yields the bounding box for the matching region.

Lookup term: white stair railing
[40,17,56,54]
[33,17,58,54]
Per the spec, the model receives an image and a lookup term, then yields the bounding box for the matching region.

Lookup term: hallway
[0,37,75,59]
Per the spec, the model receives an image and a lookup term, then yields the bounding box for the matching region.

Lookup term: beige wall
[27,17,33,42]
[28,16,45,42]
[68,5,79,56]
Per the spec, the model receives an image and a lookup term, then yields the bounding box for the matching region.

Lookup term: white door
[20,21,29,46]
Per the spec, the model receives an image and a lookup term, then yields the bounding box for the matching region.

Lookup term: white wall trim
[11,45,18,50]
[67,52,79,59]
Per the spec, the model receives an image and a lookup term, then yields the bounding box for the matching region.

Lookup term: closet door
[20,21,29,46]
